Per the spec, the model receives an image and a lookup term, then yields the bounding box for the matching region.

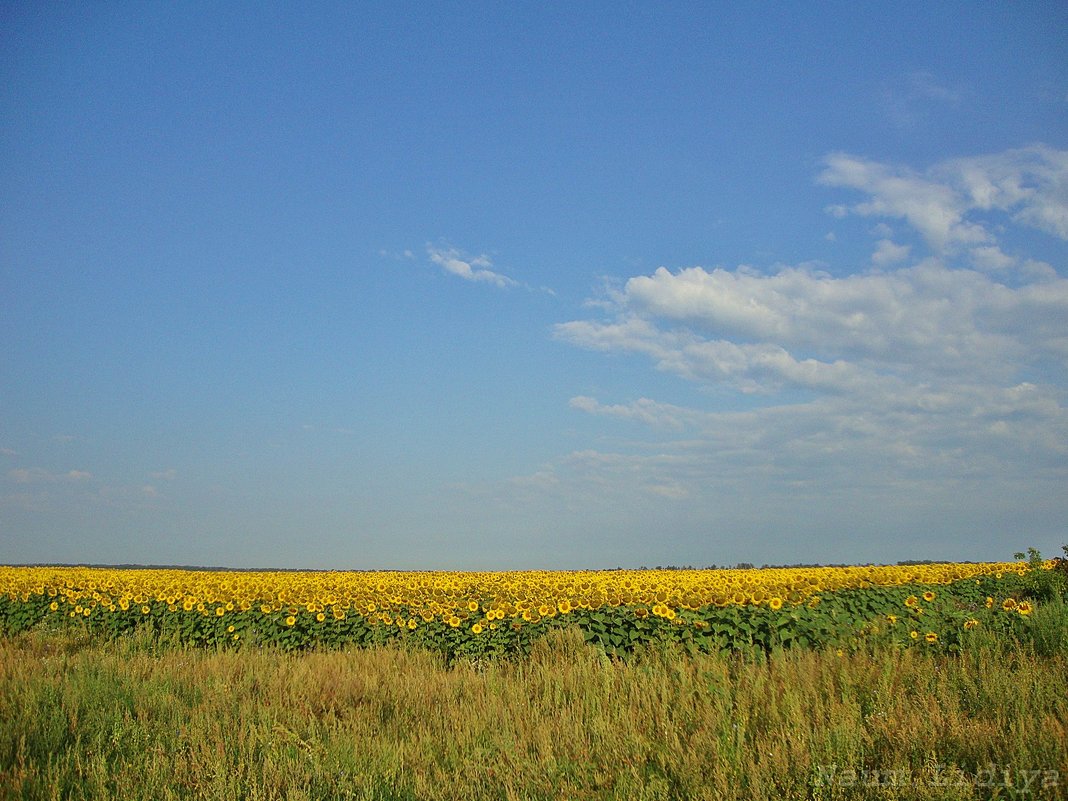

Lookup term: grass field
[1,554,1066,800]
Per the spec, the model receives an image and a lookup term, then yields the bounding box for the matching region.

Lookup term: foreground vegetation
[1,620,1066,801]
[1,551,1065,799]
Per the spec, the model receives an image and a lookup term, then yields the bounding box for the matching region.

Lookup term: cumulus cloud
[545,145,1068,528]
[872,239,911,266]
[427,245,517,288]
[558,259,1068,394]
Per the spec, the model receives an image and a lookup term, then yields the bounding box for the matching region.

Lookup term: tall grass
[1,626,1065,801]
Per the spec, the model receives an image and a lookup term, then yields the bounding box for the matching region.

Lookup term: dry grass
[1,627,1065,800]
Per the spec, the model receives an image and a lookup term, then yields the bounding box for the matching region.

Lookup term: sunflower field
[0,559,1055,660]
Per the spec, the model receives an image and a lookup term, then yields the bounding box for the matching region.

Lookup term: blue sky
[2,2,1067,569]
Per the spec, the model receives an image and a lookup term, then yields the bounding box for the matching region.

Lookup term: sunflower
[768,597,783,611]
[471,623,483,634]
[285,615,296,626]
[1002,598,1017,611]
[1016,602,1033,616]
[922,591,936,602]
[316,612,326,622]
[963,619,979,630]
[904,595,919,608]
[924,632,938,643]
[910,630,919,640]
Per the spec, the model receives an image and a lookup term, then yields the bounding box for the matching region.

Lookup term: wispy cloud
[8,468,92,484]
[427,245,518,288]
[881,70,961,131]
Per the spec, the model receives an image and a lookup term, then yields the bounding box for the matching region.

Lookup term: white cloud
[569,396,697,430]
[819,145,1068,251]
[558,258,1068,394]
[543,145,1068,548]
[8,468,92,484]
[871,239,910,266]
[819,154,989,251]
[427,245,517,288]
